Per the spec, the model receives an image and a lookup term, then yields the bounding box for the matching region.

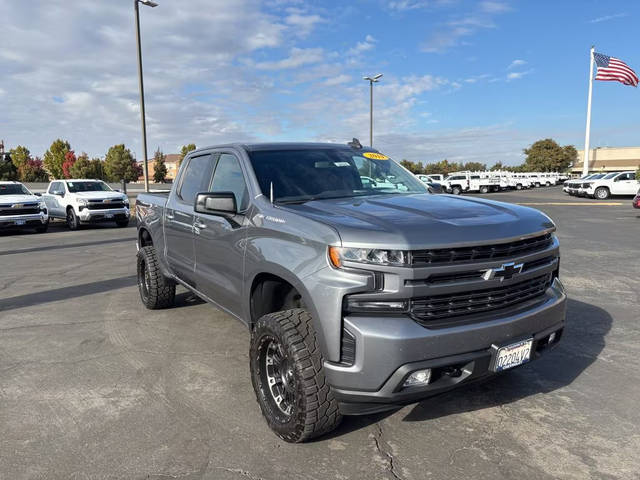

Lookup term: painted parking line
[516,202,624,206]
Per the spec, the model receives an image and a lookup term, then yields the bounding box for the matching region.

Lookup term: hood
[281,193,555,250]
[73,191,127,201]
[0,194,41,205]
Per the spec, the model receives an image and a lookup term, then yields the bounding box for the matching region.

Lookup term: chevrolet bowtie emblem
[12,204,24,209]
[103,199,111,203]
[483,262,524,281]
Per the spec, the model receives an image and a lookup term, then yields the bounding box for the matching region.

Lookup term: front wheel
[516,184,522,190]
[66,208,79,230]
[137,246,176,309]
[250,309,342,442]
[594,187,610,200]
[451,186,462,195]
[479,186,489,194]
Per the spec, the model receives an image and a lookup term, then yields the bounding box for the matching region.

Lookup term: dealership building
[573,146,640,174]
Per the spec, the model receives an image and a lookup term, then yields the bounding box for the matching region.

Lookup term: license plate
[106,214,114,219]
[15,220,25,225]
[493,339,533,372]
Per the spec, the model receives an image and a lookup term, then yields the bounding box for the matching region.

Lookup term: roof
[0,181,21,185]
[57,179,107,182]
[191,142,380,155]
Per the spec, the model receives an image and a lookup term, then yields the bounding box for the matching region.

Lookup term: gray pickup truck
[136,141,566,442]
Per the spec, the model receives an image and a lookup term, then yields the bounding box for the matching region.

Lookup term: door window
[210,153,249,211]
[178,154,215,205]
[49,182,62,194]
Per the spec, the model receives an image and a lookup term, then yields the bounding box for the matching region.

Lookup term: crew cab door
[44,181,65,217]
[193,152,250,317]
[611,172,637,195]
[164,153,216,284]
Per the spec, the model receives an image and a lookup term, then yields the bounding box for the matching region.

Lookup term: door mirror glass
[194,192,237,216]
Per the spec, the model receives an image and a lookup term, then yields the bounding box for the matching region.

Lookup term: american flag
[594,52,638,87]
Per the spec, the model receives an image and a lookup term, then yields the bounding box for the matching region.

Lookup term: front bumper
[0,212,49,228]
[324,278,566,415]
[78,207,129,223]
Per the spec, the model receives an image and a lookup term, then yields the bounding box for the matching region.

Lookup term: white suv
[583,171,638,200]
[43,179,130,230]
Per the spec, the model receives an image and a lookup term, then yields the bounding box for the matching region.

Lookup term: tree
[179,143,196,166]
[400,160,424,174]
[43,139,71,179]
[104,144,141,183]
[62,150,77,178]
[9,145,31,169]
[70,153,106,180]
[523,139,576,172]
[153,148,168,183]
[490,161,505,171]
[18,157,49,182]
[462,161,487,171]
[423,159,462,176]
[0,153,19,180]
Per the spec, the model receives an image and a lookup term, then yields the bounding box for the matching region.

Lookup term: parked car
[441,171,500,194]
[632,188,640,209]
[42,179,130,230]
[583,171,638,199]
[0,181,49,233]
[135,141,566,442]
[564,173,601,196]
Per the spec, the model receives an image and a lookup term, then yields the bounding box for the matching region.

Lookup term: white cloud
[251,47,325,70]
[324,74,352,86]
[507,69,533,81]
[589,13,628,23]
[284,12,324,37]
[388,1,430,11]
[347,35,377,56]
[421,1,511,53]
[508,59,527,69]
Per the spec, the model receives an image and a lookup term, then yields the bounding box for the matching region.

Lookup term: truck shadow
[329,298,610,436]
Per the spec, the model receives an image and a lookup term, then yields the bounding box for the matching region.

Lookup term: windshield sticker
[68,182,74,187]
[362,152,389,160]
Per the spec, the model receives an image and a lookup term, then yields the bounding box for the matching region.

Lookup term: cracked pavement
[1,187,639,479]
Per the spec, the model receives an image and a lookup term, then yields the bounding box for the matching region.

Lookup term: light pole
[363,74,382,147]
[134,0,157,193]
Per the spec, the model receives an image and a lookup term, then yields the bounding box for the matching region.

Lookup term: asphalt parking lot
[1,186,639,480]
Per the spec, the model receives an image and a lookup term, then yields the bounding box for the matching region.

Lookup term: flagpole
[582,46,595,177]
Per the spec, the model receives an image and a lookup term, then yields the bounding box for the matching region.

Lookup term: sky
[2,0,640,166]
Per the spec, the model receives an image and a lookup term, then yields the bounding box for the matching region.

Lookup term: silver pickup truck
[135,141,566,442]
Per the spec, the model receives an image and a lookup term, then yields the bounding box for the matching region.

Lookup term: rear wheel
[451,186,462,195]
[250,309,342,442]
[516,183,522,190]
[66,208,79,230]
[479,185,489,194]
[137,246,176,309]
[594,187,610,200]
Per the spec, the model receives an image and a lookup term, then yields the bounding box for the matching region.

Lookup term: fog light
[548,332,557,344]
[403,368,431,387]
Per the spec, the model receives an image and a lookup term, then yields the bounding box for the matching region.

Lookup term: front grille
[410,233,553,265]
[410,273,552,325]
[0,204,40,216]
[86,202,126,210]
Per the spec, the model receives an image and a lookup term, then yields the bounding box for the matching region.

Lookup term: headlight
[38,200,46,210]
[123,197,130,206]
[77,199,88,206]
[328,246,408,268]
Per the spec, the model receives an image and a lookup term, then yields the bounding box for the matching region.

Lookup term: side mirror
[194,192,237,216]
[34,192,42,197]
[114,189,121,192]
[56,191,65,197]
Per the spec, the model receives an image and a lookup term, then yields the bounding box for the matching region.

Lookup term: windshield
[248,149,427,203]
[66,181,112,193]
[589,174,606,180]
[0,183,31,195]
[603,172,619,179]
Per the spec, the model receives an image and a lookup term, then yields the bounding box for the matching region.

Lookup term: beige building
[142,153,181,182]
[574,146,640,174]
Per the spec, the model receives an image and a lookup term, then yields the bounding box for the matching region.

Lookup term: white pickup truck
[582,171,638,200]
[442,172,500,194]
[0,181,49,233]
[42,179,130,230]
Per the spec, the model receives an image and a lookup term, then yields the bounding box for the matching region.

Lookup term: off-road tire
[66,208,79,230]
[137,246,176,309]
[250,309,342,442]
[594,187,610,200]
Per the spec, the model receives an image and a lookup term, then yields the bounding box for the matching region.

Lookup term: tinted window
[0,183,30,195]
[248,149,426,203]
[179,154,215,205]
[210,153,249,210]
[67,181,111,193]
